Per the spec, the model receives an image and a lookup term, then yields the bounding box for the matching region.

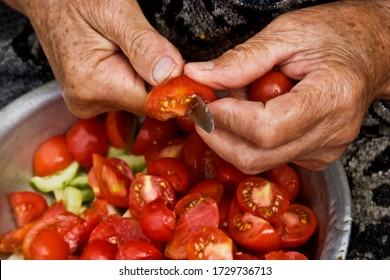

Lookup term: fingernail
[188,61,215,70]
[153,56,177,84]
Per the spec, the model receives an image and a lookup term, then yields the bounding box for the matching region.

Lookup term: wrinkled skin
[4,0,390,173]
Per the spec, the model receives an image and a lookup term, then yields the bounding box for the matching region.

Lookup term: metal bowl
[0,81,352,260]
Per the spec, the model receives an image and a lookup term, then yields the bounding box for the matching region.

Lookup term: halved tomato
[91,154,133,208]
[128,174,176,215]
[264,164,300,202]
[272,203,318,248]
[144,137,186,165]
[105,110,138,149]
[165,193,219,259]
[236,177,289,221]
[227,197,281,252]
[144,75,216,121]
[147,157,191,194]
[187,226,233,260]
[80,240,118,260]
[8,191,48,227]
[29,227,70,260]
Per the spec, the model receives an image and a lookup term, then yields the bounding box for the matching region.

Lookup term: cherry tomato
[105,110,137,149]
[227,197,281,252]
[187,178,224,204]
[249,71,294,102]
[187,226,233,260]
[91,154,133,208]
[147,157,191,194]
[8,191,48,227]
[116,240,163,260]
[144,138,185,165]
[131,117,181,155]
[265,250,308,260]
[215,160,251,195]
[88,214,148,246]
[165,193,219,260]
[66,117,109,169]
[264,164,300,202]
[139,199,176,242]
[272,203,319,248]
[29,228,70,260]
[33,134,74,177]
[80,240,118,260]
[144,75,216,121]
[236,177,290,221]
[128,174,176,215]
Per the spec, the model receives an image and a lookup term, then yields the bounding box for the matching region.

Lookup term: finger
[87,0,185,86]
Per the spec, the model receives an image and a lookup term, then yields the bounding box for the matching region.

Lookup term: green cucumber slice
[115,154,146,174]
[63,186,83,215]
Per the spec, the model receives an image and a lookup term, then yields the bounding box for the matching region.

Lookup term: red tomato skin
[8,191,48,227]
[66,117,109,169]
[215,160,251,192]
[33,134,74,176]
[105,110,137,149]
[147,157,191,194]
[0,221,36,253]
[176,117,195,135]
[29,228,70,260]
[131,117,181,155]
[187,178,224,204]
[139,199,176,242]
[264,164,300,202]
[116,240,163,260]
[249,71,294,103]
[227,197,282,252]
[236,177,290,221]
[273,203,319,248]
[145,75,216,121]
[265,250,308,260]
[80,240,118,260]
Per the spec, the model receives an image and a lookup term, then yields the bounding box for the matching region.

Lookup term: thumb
[94,1,184,85]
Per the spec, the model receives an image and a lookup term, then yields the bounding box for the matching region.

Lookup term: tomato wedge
[264,164,300,202]
[8,191,48,227]
[145,75,216,121]
[187,226,233,260]
[116,240,164,260]
[265,250,308,260]
[187,178,224,204]
[236,177,289,221]
[105,110,137,149]
[227,197,281,252]
[272,203,319,248]
[165,193,219,259]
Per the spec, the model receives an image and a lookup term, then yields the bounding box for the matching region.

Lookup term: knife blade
[186,95,215,133]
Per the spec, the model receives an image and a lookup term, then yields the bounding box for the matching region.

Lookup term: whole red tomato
[66,117,108,169]
[249,71,294,102]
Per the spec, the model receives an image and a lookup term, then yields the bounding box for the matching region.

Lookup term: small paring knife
[186,95,215,134]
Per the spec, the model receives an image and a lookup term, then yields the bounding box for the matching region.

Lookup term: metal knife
[186,95,214,133]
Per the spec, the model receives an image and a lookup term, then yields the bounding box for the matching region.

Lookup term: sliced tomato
[0,221,36,253]
[33,134,74,177]
[22,211,84,259]
[187,226,233,260]
[265,250,308,260]
[147,157,191,194]
[227,197,281,252]
[272,203,318,248]
[105,110,138,149]
[264,164,300,202]
[236,177,289,221]
[116,240,163,260]
[130,117,181,155]
[66,117,109,169]
[8,191,48,227]
[139,199,176,242]
[187,178,224,204]
[165,193,219,259]
[88,214,147,246]
[144,75,216,121]
[91,154,133,208]
[249,71,294,103]
[128,174,176,215]
[80,240,118,260]
[29,227,70,260]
